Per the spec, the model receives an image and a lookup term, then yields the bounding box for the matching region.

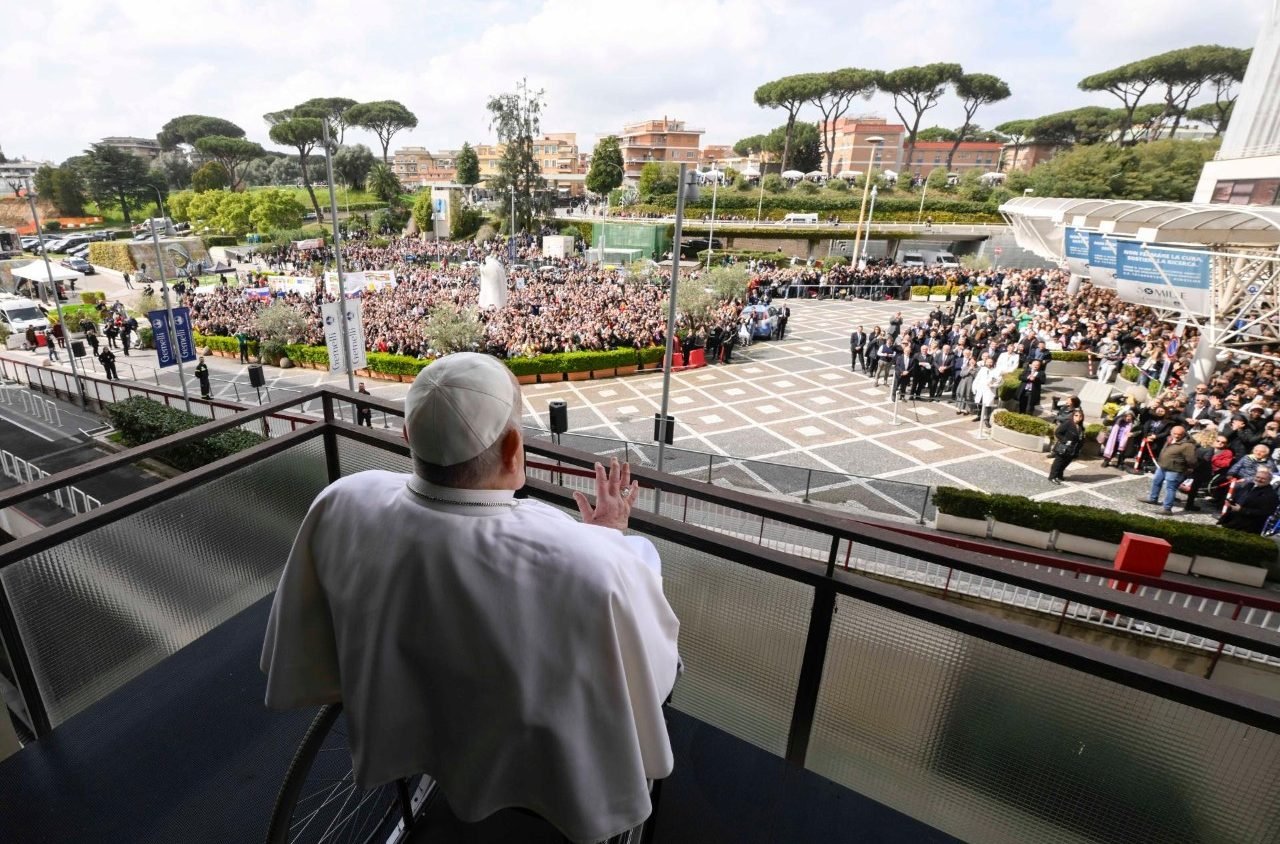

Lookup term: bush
[929,285,953,296]
[450,206,486,241]
[88,242,136,273]
[137,325,153,349]
[80,290,107,305]
[823,255,849,267]
[202,234,238,247]
[1083,423,1104,441]
[934,487,1278,566]
[1101,402,1120,420]
[993,410,1054,437]
[910,285,930,298]
[102,396,267,472]
[1050,350,1090,362]
[1120,364,1141,382]
[999,370,1023,402]
[44,221,62,232]
[638,346,666,366]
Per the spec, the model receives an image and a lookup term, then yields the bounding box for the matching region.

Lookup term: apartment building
[700,145,735,167]
[99,136,162,161]
[391,147,459,188]
[820,117,905,176]
[617,117,704,181]
[999,141,1061,173]
[909,140,1003,174]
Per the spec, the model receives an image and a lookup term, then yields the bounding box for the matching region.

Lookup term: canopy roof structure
[999,196,1280,375]
[10,260,81,283]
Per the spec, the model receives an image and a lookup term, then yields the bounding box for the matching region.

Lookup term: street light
[755,149,766,223]
[705,161,719,270]
[148,187,192,413]
[850,136,884,268]
[22,179,86,410]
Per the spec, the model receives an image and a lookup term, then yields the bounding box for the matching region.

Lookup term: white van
[781,213,818,224]
[900,252,924,267]
[922,250,960,267]
[0,295,49,334]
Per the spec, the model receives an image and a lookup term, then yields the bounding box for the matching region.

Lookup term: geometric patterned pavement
[521,297,1218,525]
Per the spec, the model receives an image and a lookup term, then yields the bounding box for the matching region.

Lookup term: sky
[1,0,1267,164]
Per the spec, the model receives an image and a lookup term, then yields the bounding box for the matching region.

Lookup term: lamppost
[916,174,929,224]
[850,136,884,268]
[22,179,86,409]
[705,161,719,270]
[148,187,192,412]
[755,149,766,222]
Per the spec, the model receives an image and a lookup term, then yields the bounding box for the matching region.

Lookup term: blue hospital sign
[1113,242,1212,316]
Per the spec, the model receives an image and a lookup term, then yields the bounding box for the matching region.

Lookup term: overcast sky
[2,0,1266,164]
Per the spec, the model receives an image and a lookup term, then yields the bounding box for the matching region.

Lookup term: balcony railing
[0,388,1278,843]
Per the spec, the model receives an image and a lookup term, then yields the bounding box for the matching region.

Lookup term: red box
[1111,532,1171,593]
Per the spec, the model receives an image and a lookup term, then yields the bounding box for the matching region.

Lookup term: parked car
[20,236,41,250]
[49,234,90,253]
[61,257,95,275]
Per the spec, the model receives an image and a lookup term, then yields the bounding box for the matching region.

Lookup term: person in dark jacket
[1138,425,1197,514]
[849,326,866,372]
[1048,409,1086,484]
[1016,360,1045,414]
[1219,467,1278,534]
[892,343,915,400]
[194,356,212,399]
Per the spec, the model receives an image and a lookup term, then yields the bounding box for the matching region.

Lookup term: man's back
[263,470,679,842]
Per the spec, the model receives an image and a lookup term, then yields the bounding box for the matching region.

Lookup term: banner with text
[324,271,396,295]
[321,299,368,372]
[293,238,324,250]
[1114,241,1212,316]
[1085,233,1118,289]
[148,307,196,368]
[1062,226,1092,280]
[266,275,317,294]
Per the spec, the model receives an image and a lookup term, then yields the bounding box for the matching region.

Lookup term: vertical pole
[916,179,929,224]
[705,170,718,270]
[24,183,86,410]
[321,120,356,392]
[147,193,191,413]
[755,152,766,222]
[655,163,689,513]
[850,143,880,268]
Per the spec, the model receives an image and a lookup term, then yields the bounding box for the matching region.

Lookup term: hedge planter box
[1166,552,1193,575]
[991,424,1048,452]
[538,373,565,383]
[1049,360,1090,378]
[591,368,617,379]
[567,369,592,382]
[911,295,929,302]
[935,513,990,539]
[1191,555,1267,588]
[616,365,638,377]
[515,373,539,385]
[1052,532,1120,561]
[991,521,1053,550]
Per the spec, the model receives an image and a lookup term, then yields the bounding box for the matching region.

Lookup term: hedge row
[932,487,1277,567]
[203,235,238,247]
[103,396,266,472]
[1050,350,1090,362]
[87,242,136,273]
[993,410,1054,437]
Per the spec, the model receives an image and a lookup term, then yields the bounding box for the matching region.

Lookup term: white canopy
[882,169,898,178]
[701,168,723,179]
[781,170,804,180]
[10,260,81,283]
[836,170,862,180]
[740,166,761,177]
[804,170,826,180]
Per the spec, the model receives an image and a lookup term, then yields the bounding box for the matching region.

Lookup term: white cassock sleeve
[260,495,343,708]
[622,535,662,578]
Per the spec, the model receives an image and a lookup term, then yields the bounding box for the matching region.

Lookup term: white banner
[293,238,324,250]
[321,299,367,372]
[265,274,316,294]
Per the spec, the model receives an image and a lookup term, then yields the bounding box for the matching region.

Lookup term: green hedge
[345,201,390,212]
[103,396,266,472]
[644,193,998,215]
[993,410,1054,437]
[195,332,259,357]
[202,235,238,247]
[910,285,930,297]
[934,486,1277,567]
[1050,350,1090,362]
[1083,422,1103,440]
[999,370,1023,402]
[1120,364,1141,382]
[929,285,954,296]
[88,242,136,273]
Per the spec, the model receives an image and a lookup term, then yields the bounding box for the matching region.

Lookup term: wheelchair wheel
[266,703,435,844]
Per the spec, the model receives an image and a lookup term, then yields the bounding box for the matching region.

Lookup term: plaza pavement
[5,284,1217,525]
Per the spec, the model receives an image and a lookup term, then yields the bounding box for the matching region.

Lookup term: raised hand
[573,457,640,532]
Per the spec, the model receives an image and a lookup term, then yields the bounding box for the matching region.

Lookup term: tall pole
[916,178,929,224]
[755,151,766,222]
[656,163,689,500]
[509,185,517,263]
[850,138,883,269]
[147,189,191,413]
[321,120,356,391]
[705,164,718,270]
[23,182,86,410]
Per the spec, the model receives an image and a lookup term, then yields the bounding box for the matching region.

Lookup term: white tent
[10,261,81,283]
[740,166,761,178]
[804,170,826,181]
[882,169,898,179]
[701,168,724,179]
[781,170,804,180]
[836,170,862,180]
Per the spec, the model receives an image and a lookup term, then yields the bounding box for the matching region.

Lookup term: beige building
[392,147,459,188]
[617,117,704,180]
[999,141,1061,173]
[100,136,161,161]
[910,141,1003,174]
[820,117,905,176]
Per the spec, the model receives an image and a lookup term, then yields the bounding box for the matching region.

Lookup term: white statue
[478,256,508,310]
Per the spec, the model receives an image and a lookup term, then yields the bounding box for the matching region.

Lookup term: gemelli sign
[1113,241,1212,316]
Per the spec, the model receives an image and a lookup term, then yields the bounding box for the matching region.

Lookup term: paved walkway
[8,296,1218,525]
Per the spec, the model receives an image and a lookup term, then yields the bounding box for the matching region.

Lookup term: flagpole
[321,120,356,391]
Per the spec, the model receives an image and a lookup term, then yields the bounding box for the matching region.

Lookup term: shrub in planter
[1050,350,1090,362]
[929,285,953,297]
[999,370,1023,402]
[986,493,1049,531]
[1083,422,1103,441]
[1120,364,1141,382]
[993,410,1054,437]
[638,346,666,366]
[367,352,429,378]
[103,396,266,471]
[506,356,554,377]
[910,285,930,298]
[1101,402,1120,421]
[931,487,989,521]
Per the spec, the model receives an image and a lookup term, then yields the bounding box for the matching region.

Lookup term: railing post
[322,394,341,484]
[802,468,812,503]
[706,453,713,484]
[785,536,841,767]
[919,487,931,525]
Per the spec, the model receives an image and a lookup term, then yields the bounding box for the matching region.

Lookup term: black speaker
[248,364,266,388]
[548,400,568,434]
[70,339,86,358]
[653,413,675,445]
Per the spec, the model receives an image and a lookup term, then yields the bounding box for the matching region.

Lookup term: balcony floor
[0,596,957,843]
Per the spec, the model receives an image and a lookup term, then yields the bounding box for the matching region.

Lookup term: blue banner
[1063,226,1090,260]
[149,307,197,368]
[1114,242,1211,289]
[1086,233,1116,269]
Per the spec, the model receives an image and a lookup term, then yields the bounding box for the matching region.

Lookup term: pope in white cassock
[261,352,680,843]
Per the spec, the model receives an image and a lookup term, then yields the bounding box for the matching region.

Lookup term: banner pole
[321,120,356,391]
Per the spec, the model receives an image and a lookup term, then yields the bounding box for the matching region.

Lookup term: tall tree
[946,73,1011,170]
[33,164,85,215]
[346,100,419,164]
[1079,58,1160,144]
[763,122,822,173]
[994,119,1035,171]
[266,111,326,222]
[916,126,959,142]
[266,156,301,186]
[193,135,265,191]
[807,68,878,177]
[366,163,403,203]
[1199,47,1251,138]
[295,97,358,145]
[333,144,375,190]
[81,143,165,225]
[486,79,548,234]
[1029,106,1120,146]
[156,115,245,151]
[585,136,625,195]
[878,63,963,175]
[455,142,480,187]
[753,74,819,171]
[152,149,195,190]
[191,161,231,193]
[1185,101,1234,137]
[733,135,766,157]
